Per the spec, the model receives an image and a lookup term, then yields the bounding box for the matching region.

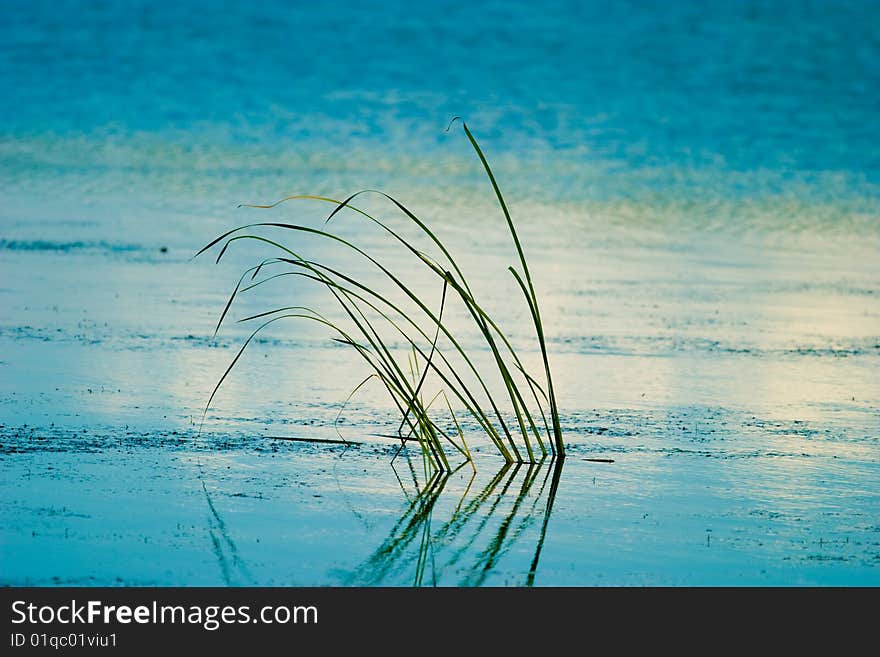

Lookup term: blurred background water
[1,0,878,240]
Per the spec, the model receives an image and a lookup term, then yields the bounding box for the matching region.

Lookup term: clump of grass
[197,121,564,470]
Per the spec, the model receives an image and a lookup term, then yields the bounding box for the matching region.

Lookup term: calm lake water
[1,0,878,585]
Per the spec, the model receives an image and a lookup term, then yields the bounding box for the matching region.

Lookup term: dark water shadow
[348,457,564,586]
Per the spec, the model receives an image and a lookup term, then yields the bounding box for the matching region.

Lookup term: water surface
[1,0,878,585]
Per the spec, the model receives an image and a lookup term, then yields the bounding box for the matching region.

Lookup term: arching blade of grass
[398,280,447,442]
[221,308,439,468]
[333,374,376,445]
[210,225,524,450]
[205,235,518,466]
[219,227,538,459]
[458,120,565,459]
[233,272,467,469]
[398,388,470,459]
[199,123,564,468]
[210,231,516,461]
[239,193,553,447]
[236,273,510,463]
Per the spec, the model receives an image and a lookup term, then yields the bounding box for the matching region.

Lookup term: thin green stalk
[245,194,552,449]
[207,231,515,461]
[200,123,564,467]
[460,121,564,458]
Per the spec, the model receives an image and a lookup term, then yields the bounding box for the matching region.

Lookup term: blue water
[2,1,879,587]
[2,0,878,216]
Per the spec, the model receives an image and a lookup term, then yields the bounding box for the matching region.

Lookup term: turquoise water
[2,0,878,228]
[1,1,878,586]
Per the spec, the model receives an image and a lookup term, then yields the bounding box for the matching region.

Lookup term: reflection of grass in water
[200,479,253,586]
[198,121,564,470]
[349,457,564,586]
[461,464,552,586]
[350,464,453,586]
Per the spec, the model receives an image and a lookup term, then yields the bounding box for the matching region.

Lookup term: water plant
[198,121,564,470]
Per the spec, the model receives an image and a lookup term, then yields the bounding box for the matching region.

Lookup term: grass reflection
[350,457,564,586]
